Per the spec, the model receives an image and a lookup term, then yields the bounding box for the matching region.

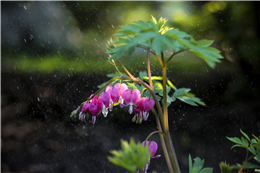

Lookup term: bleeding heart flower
[143,98,155,121]
[120,89,141,114]
[110,87,119,104]
[100,92,110,117]
[89,96,102,124]
[114,83,128,105]
[82,102,90,112]
[105,85,118,111]
[142,141,161,159]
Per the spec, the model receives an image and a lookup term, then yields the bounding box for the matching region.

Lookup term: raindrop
[24,39,27,43]
[23,5,27,10]
[17,86,19,90]
[37,97,40,101]
[68,74,70,77]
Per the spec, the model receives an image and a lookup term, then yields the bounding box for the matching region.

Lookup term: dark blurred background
[1,1,260,172]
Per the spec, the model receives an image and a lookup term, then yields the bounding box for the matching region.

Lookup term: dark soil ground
[1,70,260,173]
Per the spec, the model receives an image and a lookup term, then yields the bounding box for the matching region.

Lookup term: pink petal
[105,85,113,93]
[131,89,141,105]
[119,83,128,96]
[100,92,110,108]
[82,102,90,112]
[138,97,146,111]
[144,98,155,112]
[142,141,160,159]
[122,89,132,105]
[111,87,119,103]
[89,99,102,116]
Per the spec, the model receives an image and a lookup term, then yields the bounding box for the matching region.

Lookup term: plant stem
[151,108,174,173]
[162,55,181,173]
[147,49,154,90]
[165,50,184,65]
[140,46,163,66]
[117,59,178,173]
[112,59,123,76]
[238,154,255,173]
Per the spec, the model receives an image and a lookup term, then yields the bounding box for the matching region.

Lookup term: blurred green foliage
[1,1,260,78]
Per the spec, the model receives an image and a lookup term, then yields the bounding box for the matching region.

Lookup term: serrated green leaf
[133,20,150,29]
[230,144,248,150]
[151,35,165,54]
[121,24,142,34]
[108,139,150,173]
[241,137,249,146]
[126,46,135,56]
[132,32,156,43]
[177,96,198,106]
[249,145,256,155]
[199,167,213,173]
[118,37,131,44]
[252,135,260,142]
[227,137,244,145]
[193,157,204,172]
[191,38,214,47]
[173,88,191,97]
[166,28,191,39]
[189,155,212,173]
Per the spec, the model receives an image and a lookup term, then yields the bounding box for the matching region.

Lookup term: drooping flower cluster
[137,141,161,173]
[76,83,155,124]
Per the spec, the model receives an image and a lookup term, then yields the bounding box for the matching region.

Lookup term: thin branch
[238,154,255,173]
[112,59,123,76]
[147,50,154,90]
[151,108,174,173]
[165,50,184,65]
[145,130,166,142]
[118,60,136,80]
[140,46,163,66]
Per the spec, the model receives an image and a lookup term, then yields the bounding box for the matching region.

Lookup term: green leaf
[108,138,151,173]
[249,145,256,155]
[173,88,191,97]
[161,95,175,107]
[151,35,165,54]
[166,28,191,39]
[226,137,244,145]
[167,80,177,90]
[199,167,213,173]
[252,135,260,142]
[139,71,148,79]
[189,154,213,173]
[126,46,135,56]
[241,137,249,146]
[230,144,248,150]
[132,32,156,43]
[192,38,214,47]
